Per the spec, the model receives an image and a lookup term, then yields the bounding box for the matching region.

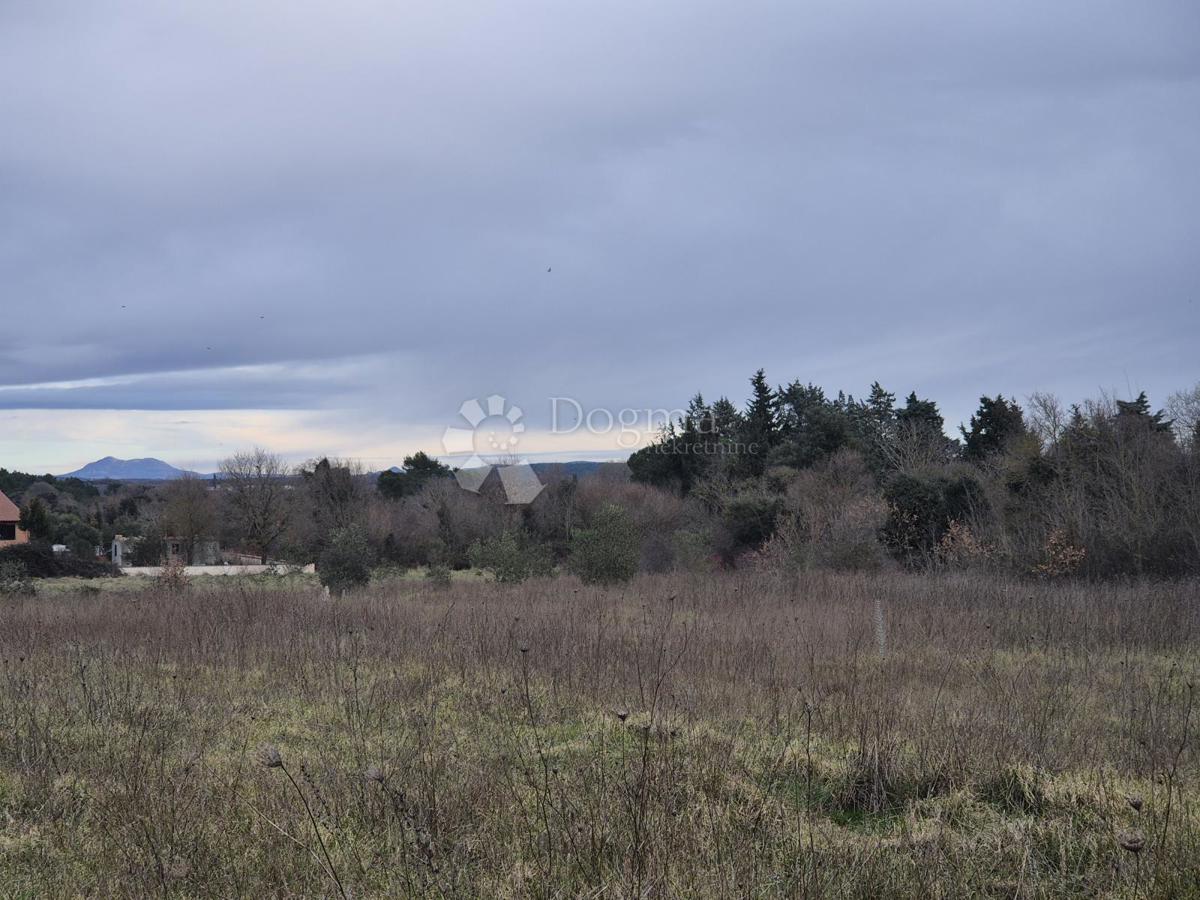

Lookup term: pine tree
[683,393,711,436]
[709,397,742,440]
[1115,392,1172,434]
[896,392,944,435]
[864,382,896,426]
[847,382,897,476]
[378,451,453,499]
[18,497,52,541]
[771,380,851,469]
[961,394,1027,461]
[738,369,779,477]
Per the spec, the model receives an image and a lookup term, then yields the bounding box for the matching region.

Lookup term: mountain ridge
[62,456,204,481]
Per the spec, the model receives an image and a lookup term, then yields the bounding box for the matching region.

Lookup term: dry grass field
[1,571,1197,897]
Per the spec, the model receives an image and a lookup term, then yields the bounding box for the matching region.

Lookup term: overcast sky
[2,0,1197,473]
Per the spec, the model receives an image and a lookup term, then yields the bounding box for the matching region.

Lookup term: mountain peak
[62,457,204,481]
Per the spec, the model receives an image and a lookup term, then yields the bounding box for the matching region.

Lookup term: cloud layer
[2,0,1197,471]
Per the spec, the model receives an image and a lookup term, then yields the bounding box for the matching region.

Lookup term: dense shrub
[317,525,375,594]
[424,480,508,568]
[882,471,988,566]
[0,545,119,579]
[671,526,719,573]
[368,494,443,567]
[425,562,453,588]
[569,504,640,585]
[154,558,190,595]
[468,531,553,584]
[0,560,35,596]
[780,451,888,572]
[718,493,780,563]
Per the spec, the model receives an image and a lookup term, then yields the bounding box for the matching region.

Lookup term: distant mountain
[62,456,204,481]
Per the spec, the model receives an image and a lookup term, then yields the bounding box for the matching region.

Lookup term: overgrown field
[1,572,1197,897]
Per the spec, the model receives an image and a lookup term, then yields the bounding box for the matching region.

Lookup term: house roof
[0,490,19,522]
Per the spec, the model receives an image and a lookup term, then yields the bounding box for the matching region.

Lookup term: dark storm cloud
[1,0,1197,454]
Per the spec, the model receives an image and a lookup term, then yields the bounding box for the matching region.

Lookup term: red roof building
[0,490,29,547]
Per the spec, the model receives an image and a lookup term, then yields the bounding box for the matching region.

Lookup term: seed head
[364,765,386,784]
[165,857,191,880]
[1118,829,1146,854]
[257,744,283,769]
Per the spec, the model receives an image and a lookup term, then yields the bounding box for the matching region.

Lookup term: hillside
[62,456,203,481]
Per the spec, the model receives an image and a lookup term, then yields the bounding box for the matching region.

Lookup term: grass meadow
[1,571,1197,897]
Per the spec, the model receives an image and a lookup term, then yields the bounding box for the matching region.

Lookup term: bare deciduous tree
[878,420,952,473]
[1166,383,1200,448]
[221,448,290,564]
[1026,391,1065,448]
[162,474,217,565]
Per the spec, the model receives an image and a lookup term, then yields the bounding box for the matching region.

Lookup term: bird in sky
[546,267,551,273]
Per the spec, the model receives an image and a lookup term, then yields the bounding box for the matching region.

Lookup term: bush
[976,765,1047,815]
[716,493,780,564]
[1030,528,1086,579]
[569,504,640,585]
[154,558,190,595]
[318,525,375,595]
[936,519,993,571]
[0,560,35,597]
[468,531,553,584]
[425,562,453,588]
[882,470,988,566]
[672,526,719,574]
[0,545,119,579]
[817,502,889,572]
[781,451,888,573]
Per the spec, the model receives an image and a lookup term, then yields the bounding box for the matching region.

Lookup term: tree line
[3,376,1198,587]
[628,372,1200,577]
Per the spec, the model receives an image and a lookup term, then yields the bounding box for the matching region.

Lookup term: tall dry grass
[0,571,1197,896]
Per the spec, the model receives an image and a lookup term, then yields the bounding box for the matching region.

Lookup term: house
[0,490,29,547]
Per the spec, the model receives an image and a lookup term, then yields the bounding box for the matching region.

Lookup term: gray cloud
[1,0,1197,466]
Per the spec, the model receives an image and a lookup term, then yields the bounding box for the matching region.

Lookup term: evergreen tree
[676,395,714,489]
[709,397,743,440]
[888,391,956,464]
[18,497,52,542]
[770,380,851,469]
[569,504,640,584]
[301,457,363,535]
[846,382,897,476]
[317,525,375,594]
[377,451,453,499]
[737,369,779,477]
[896,391,945,435]
[863,382,896,426]
[1115,392,1173,434]
[961,394,1027,461]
